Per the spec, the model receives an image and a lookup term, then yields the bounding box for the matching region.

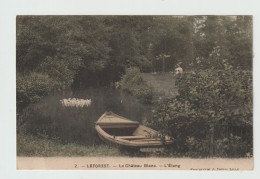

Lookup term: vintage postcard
[16,15,253,170]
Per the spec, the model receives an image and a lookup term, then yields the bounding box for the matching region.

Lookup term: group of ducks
[60,98,92,108]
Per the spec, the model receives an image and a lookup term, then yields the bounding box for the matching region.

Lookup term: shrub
[148,61,253,157]
[214,134,249,157]
[37,56,81,88]
[17,56,82,112]
[16,72,61,111]
[117,67,153,104]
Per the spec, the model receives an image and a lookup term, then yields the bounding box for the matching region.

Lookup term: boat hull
[95,112,173,149]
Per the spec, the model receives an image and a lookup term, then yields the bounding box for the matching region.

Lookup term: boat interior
[96,112,162,141]
[99,122,160,141]
[103,127,137,136]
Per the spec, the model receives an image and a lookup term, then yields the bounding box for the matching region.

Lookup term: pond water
[20,87,154,145]
[66,87,153,122]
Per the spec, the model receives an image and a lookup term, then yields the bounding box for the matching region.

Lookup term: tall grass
[19,87,153,145]
[17,133,122,157]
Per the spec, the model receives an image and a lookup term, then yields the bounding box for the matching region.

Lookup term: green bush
[37,56,81,88]
[17,56,82,112]
[117,67,153,104]
[214,134,250,157]
[16,72,61,111]
[185,137,210,157]
[148,61,253,157]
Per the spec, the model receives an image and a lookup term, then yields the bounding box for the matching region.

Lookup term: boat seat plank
[132,138,162,142]
[98,116,139,124]
[98,123,139,129]
[117,136,150,140]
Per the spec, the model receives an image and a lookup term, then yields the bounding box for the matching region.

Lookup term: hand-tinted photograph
[16,15,253,170]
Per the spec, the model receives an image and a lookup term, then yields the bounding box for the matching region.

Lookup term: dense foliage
[116,67,153,104]
[16,72,61,111]
[148,62,252,157]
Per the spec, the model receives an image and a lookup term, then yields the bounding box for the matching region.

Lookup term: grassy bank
[17,133,122,157]
[17,133,175,158]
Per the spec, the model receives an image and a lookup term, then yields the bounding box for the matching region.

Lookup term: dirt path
[17,157,253,170]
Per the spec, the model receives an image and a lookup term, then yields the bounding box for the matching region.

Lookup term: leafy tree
[226,16,253,69]
[192,16,252,70]
[150,16,192,72]
[104,16,153,76]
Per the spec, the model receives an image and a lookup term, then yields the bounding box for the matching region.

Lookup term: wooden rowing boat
[95,111,173,148]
